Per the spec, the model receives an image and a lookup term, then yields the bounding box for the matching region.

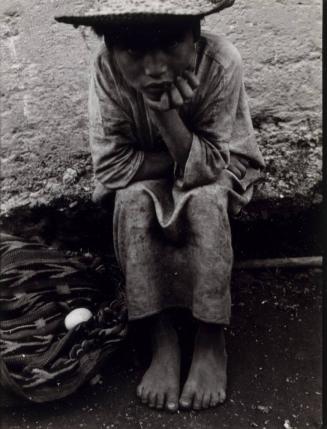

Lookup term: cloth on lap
[114,175,235,324]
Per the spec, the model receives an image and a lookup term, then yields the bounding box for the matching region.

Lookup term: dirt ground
[1,266,322,429]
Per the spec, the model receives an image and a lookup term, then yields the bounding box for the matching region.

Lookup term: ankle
[197,322,225,339]
[194,323,226,354]
[151,314,178,351]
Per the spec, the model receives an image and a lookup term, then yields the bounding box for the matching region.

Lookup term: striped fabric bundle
[0,232,127,402]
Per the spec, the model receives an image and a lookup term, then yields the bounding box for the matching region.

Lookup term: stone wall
[0,0,322,214]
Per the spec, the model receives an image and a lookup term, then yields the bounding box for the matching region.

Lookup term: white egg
[64,308,93,330]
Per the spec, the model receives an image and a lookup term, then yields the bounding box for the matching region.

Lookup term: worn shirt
[88,31,265,198]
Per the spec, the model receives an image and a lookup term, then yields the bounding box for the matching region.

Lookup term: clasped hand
[143,69,200,112]
[142,69,250,180]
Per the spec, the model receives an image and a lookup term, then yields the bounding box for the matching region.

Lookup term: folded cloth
[0,232,127,403]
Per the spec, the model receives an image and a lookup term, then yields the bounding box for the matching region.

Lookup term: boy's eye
[166,40,179,50]
[127,48,138,56]
[127,48,143,57]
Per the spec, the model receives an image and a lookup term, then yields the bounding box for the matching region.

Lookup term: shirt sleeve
[88,51,144,190]
[175,44,253,190]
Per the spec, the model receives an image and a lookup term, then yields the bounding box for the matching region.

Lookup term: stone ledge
[0,0,322,223]
[0,192,322,264]
[0,139,322,220]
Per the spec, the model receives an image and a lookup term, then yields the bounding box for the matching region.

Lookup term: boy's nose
[143,52,168,78]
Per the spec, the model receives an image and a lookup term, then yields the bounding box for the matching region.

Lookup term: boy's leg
[179,322,227,410]
[137,312,181,412]
[176,179,231,410]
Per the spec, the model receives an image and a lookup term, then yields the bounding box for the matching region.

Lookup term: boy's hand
[144,69,200,112]
[228,154,250,179]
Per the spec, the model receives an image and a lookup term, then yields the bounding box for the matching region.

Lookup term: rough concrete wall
[0,0,322,214]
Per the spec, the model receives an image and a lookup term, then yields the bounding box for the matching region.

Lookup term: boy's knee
[115,181,152,209]
[188,183,228,213]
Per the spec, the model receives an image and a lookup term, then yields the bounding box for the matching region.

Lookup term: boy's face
[112,27,196,100]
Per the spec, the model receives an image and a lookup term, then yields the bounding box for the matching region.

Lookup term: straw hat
[55,0,235,26]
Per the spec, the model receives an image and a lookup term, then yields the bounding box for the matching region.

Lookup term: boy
[56,0,265,413]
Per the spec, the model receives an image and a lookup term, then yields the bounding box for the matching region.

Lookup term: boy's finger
[239,157,250,168]
[170,84,184,108]
[160,92,171,110]
[144,98,164,111]
[231,154,250,168]
[229,155,248,177]
[228,165,243,179]
[236,161,246,176]
[175,77,194,100]
[183,70,200,89]
[144,92,170,111]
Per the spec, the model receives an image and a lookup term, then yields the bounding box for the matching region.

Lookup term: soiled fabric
[88,32,265,323]
[114,177,234,323]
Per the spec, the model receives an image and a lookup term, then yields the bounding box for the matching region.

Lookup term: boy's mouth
[144,82,172,95]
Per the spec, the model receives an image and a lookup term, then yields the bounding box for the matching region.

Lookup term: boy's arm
[149,111,192,171]
[132,151,174,182]
[89,54,174,189]
[149,109,249,180]
[142,61,241,189]
[142,47,261,189]
[93,150,173,203]
[143,71,198,170]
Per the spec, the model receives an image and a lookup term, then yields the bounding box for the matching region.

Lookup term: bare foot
[179,323,227,410]
[136,314,181,412]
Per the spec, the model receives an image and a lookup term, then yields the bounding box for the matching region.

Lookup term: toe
[210,392,219,408]
[148,392,157,408]
[192,392,203,410]
[156,393,165,410]
[179,397,193,409]
[179,387,194,409]
[218,389,226,404]
[136,384,143,398]
[166,402,178,413]
[141,389,149,404]
[166,389,179,412]
[202,393,211,409]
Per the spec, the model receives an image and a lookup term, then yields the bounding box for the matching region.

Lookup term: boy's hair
[91,16,201,48]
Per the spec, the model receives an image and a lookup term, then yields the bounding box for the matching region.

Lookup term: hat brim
[55,14,203,27]
[55,1,235,27]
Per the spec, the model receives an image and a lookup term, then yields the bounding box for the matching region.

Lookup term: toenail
[167,402,176,410]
